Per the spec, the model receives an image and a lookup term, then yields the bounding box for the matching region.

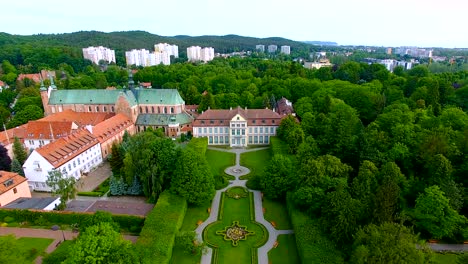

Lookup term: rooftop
[36,128,99,168]
[136,112,193,126]
[40,109,113,126]
[0,124,28,145]
[93,113,133,142]
[3,197,59,210]
[48,88,184,106]
[0,171,28,195]
[25,121,75,140]
[193,106,283,126]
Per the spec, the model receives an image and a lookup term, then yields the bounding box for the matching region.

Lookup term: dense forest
[114,58,468,261]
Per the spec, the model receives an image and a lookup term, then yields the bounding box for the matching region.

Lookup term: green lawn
[170,244,202,264]
[42,240,75,264]
[239,148,271,180]
[204,188,268,264]
[268,234,300,264]
[180,201,211,232]
[262,199,292,230]
[206,149,236,189]
[434,253,459,264]
[17,237,54,262]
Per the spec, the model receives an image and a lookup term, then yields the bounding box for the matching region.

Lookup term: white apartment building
[268,45,278,53]
[280,46,291,55]
[187,46,215,62]
[192,106,283,147]
[82,46,116,64]
[125,49,170,66]
[23,128,102,192]
[256,45,265,52]
[155,43,179,58]
[201,47,215,62]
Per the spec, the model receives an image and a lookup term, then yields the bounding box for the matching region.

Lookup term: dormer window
[210,120,214,124]
[201,120,205,124]
[237,117,240,120]
[262,120,266,124]
[253,120,256,124]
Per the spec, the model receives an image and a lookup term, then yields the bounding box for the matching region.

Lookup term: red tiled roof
[36,128,99,168]
[276,97,294,115]
[0,125,28,145]
[0,80,5,86]
[41,110,114,126]
[193,106,282,127]
[0,171,28,195]
[25,121,74,140]
[17,74,41,83]
[92,114,132,143]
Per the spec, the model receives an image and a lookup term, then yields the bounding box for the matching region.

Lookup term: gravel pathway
[196,147,294,264]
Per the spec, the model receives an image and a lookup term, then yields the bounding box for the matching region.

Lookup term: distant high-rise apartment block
[280,46,291,55]
[386,48,392,55]
[187,46,214,62]
[125,49,170,67]
[268,45,278,53]
[82,46,116,64]
[256,45,265,52]
[154,43,179,58]
[397,47,432,58]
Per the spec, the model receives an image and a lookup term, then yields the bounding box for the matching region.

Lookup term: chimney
[208,106,210,110]
[245,106,247,110]
[230,107,232,110]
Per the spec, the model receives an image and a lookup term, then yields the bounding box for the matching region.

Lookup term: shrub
[137,190,187,264]
[3,216,14,223]
[187,137,208,156]
[0,209,144,233]
[77,191,103,197]
[286,193,344,264]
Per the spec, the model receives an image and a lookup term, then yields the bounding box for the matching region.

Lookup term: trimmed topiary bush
[137,190,187,264]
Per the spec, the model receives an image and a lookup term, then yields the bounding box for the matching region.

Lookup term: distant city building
[201,47,215,62]
[125,49,170,67]
[371,58,414,72]
[303,59,333,70]
[256,45,265,52]
[386,48,392,55]
[82,46,116,64]
[280,46,291,55]
[187,46,214,62]
[397,47,432,58]
[154,43,179,58]
[268,45,278,53]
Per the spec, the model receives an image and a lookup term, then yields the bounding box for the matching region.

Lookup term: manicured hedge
[0,209,144,232]
[137,190,187,264]
[286,193,344,264]
[270,137,289,156]
[187,137,208,156]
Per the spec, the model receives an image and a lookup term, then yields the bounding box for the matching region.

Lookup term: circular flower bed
[216,221,255,246]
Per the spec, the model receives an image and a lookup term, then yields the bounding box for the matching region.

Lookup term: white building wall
[280,46,291,55]
[23,143,103,192]
[82,46,116,64]
[187,46,202,62]
[193,124,277,146]
[24,139,51,151]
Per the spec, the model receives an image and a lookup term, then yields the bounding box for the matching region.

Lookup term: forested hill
[0,31,315,71]
[0,31,309,51]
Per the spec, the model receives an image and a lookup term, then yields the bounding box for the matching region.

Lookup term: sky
[2,0,467,48]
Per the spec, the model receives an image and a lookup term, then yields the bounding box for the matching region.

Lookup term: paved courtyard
[76,161,111,192]
[66,199,153,216]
